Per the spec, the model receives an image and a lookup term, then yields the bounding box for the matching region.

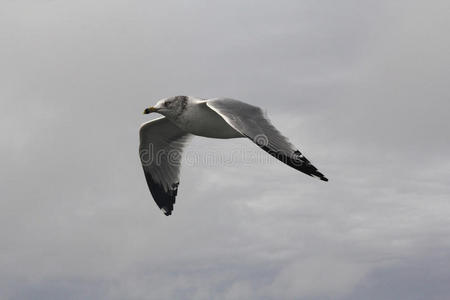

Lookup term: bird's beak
[143,106,158,114]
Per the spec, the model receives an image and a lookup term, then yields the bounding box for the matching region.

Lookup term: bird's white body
[169,100,243,139]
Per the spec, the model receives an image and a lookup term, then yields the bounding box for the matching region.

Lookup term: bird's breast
[175,104,243,139]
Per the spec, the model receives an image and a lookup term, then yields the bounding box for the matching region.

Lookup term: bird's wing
[139,117,191,215]
[206,98,328,181]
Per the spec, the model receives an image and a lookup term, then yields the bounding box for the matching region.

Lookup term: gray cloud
[1,0,449,299]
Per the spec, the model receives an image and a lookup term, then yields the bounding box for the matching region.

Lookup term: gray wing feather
[139,117,191,215]
[206,98,328,181]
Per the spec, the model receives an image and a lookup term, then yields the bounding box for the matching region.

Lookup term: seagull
[139,96,328,216]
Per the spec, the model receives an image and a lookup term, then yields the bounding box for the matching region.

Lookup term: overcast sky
[1,0,450,299]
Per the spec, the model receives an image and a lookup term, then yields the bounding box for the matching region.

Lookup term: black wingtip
[312,170,328,182]
[143,169,177,216]
[161,205,173,216]
[312,173,328,182]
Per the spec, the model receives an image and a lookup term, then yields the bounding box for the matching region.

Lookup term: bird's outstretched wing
[139,117,191,215]
[206,98,328,181]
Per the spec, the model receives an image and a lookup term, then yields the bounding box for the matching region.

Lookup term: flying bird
[139,96,328,216]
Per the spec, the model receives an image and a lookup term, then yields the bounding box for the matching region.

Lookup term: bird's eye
[164,102,169,107]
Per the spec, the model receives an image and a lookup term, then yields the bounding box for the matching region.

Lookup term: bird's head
[143,95,189,118]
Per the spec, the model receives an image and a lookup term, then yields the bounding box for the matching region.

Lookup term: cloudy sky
[1,0,449,299]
